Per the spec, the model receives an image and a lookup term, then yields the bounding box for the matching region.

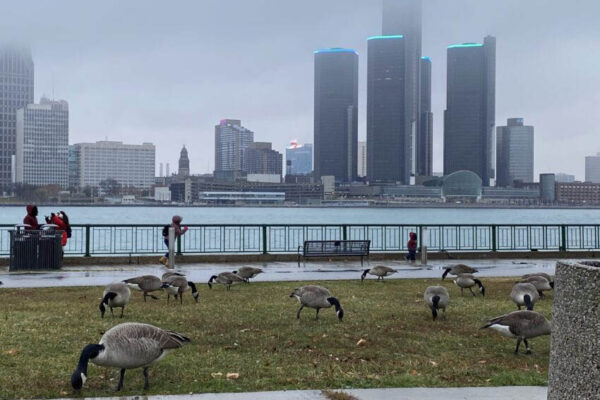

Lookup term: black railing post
[560,225,567,251]
[176,235,182,256]
[262,225,268,255]
[418,225,423,252]
[84,225,91,257]
[491,225,497,252]
[343,225,347,241]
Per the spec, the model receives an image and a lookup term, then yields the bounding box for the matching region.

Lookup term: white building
[585,153,600,183]
[154,186,171,202]
[358,141,367,178]
[15,98,69,187]
[72,141,155,189]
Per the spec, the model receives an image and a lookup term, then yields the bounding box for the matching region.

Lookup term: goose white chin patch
[489,324,515,337]
[81,373,87,385]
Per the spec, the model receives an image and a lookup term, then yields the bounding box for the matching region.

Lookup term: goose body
[122,275,162,302]
[71,322,190,391]
[511,282,539,310]
[480,310,551,354]
[161,275,199,304]
[99,283,131,318]
[233,266,263,282]
[519,275,553,297]
[424,286,450,320]
[290,285,343,321]
[161,271,185,281]
[361,265,396,281]
[453,274,485,297]
[521,272,553,285]
[207,272,244,290]
[442,264,478,280]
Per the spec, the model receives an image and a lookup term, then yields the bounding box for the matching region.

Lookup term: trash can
[9,225,62,271]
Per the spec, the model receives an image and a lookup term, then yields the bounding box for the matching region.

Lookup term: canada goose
[207,272,244,291]
[122,275,162,302]
[454,274,485,297]
[442,264,478,280]
[511,282,539,310]
[70,322,190,391]
[424,286,450,321]
[290,285,343,321]
[161,271,185,281]
[522,272,553,286]
[360,265,396,282]
[232,266,263,283]
[480,310,551,354]
[161,275,199,304]
[519,275,553,297]
[99,283,131,318]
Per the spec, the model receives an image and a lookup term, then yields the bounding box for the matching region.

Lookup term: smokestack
[166,163,170,177]
[159,163,164,177]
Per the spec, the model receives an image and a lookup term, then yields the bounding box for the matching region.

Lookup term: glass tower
[496,118,534,187]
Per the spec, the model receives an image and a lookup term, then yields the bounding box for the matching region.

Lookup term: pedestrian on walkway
[160,215,188,266]
[23,204,40,230]
[45,211,71,247]
[406,231,417,262]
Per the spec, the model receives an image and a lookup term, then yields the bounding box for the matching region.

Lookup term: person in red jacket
[406,232,417,262]
[23,204,40,230]
[45,211,71,247]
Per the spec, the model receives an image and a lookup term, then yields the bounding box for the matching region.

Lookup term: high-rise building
[72,141,155,188]
[314,48,358,182]
[357,141,367,178]
[286,141,313,175]
[366,35,411,183]
[496,118,534,187]
[417,56,433,177]
[585,153,600,183]
[382,0,422,179]
[539,173,556,203]
[0,45,34,190]
[242,142,283,176]
[444,36,496,186]
[68,145,79,189]
[178,145,190,177]
[15,98,69,187]
[214,119,254,173]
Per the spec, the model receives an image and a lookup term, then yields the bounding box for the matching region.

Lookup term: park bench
[298,240,370,266]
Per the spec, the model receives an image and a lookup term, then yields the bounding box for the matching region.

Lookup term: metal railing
[1,224,599,257]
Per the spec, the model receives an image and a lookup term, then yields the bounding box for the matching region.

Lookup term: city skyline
[0,0,597,179]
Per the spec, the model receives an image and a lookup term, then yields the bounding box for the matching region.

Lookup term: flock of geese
[71,263,553,392]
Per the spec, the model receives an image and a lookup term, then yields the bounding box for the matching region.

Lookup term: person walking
[45,211,71,247]
[23,205,40,230]
[159,215,188,266]
[406,231,417,262]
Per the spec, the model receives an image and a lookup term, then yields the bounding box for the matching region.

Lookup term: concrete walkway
[0,258,563,288]
[51,386,548,400]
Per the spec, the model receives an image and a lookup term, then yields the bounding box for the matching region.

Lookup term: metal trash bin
[9,225,63,271]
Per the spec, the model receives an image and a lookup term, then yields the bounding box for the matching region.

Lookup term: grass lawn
[0,277,551,399]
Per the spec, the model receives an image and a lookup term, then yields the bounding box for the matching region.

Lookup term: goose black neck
[361,269,369,279]
[474,279,485,296]
[101,292,117,305]
[77,344,104,374]
[431,295,440,319]
[524,294,533,310]
[327,297,342,312]
[188,281,198,293]
[442,269,450,280]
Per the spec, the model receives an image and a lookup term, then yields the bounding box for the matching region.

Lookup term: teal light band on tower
[367,35,404,41]
[447,43,482,49]
[314,48,358,55]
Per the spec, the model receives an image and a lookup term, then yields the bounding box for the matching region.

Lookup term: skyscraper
[214,119,254,173]
[15,98,69,188]
[417,56,433,177]
[243,142,283,176]
[496,118,534,187]
[444,36,496,186]
[382,0,422,179]
[314,48,358,182]
[0,45,34,190]
[357,141,367,178]
[286,141,313,175]
[178,145,190,177]
[585,153,600,183]
[366,35,410,183]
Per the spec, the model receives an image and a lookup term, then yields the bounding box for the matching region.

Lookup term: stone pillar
[547,261,600,400]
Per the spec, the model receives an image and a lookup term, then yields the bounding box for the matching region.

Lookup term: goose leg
[469,287,476,297]
[524,339,531,354]
[149,294,159,300]
[442,308,446,321]
[461,288,464,296]
[116,368,126,391]
[296,304,304,319]
[143,367,150,390]
[120,306,124,318]
[143,292,147,302]
[110,307,114,317]
[517,305,521,310]
[514,338,522,354]
[180,291,183,305]
[315,308,320,320]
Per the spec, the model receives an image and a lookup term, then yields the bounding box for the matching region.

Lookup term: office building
[539,173,556,203]
[68,145,79,189]
[285,141,312,175]
[314,48,358,182]
[214,119,254,173]
[444,36,496,186]
[417,56,433,177]
[72,141,155,188]
[367,35,411,183]
[556,182,600,204]
[357,141,367,178]
[0,45,34,190]
[178,145,190,177]
[15,98,69,187]
[555,173,575,183]
[585,153,600,183]
[242,142,282,176]
[496,118,534,187]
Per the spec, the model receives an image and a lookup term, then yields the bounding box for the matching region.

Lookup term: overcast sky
[2,0,598,179]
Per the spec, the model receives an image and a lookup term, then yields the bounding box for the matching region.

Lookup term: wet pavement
[50,386,548,400]
[0,258,564,288]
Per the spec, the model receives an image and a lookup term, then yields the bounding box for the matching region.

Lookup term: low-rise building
[556,182,600,204]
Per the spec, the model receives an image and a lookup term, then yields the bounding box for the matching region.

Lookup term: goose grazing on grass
[480,310,551,354]
[511,282,539,310]
[207,272,244,291]
[122,275,162,302]
[71,322,190,392]
[442,264,478,280]
[360,265,396,282]
[522,272,553,286]
[232,266,263,283]
[424,286,450,321]
[519,275,553,297]
[99,283,131,318]
[161,275,199,304]
[290,285,343,321]
[161,271,185,281]
[454,273,485,297]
